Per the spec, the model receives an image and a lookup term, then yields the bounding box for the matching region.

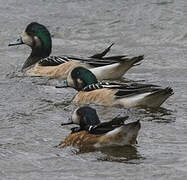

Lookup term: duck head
[9,22,52,70]
[57,66,98,91]
[61,106,100,132]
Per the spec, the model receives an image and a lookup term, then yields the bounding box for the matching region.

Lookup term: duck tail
[97,120,141,147]
[151,87,174,96]
[164,87,174,95]
[143,87,174,108]
[131,55,144,66]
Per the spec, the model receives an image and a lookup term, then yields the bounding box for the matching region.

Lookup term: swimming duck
[59,106,140,148]
[57,66,174,108]
[8,22,144,81]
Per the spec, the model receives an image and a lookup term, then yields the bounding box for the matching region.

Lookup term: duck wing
[65,43,126,67]
[38,44,144,67]
[89,43,143,66]
[114,83,162,98]
[64,44,129,67]
[66,54,143,67]
[82,81,159,92]
[38,54,127,67]
[88,116,129,135]
[38,56,70,66]
[82,81,128,91]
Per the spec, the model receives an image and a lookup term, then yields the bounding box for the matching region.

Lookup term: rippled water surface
[0,0,187,179]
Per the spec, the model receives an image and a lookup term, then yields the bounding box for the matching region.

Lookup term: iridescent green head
[61,106,101,129]
[25,22,52,55]
[66,67,98,91]
[9,22,52,69]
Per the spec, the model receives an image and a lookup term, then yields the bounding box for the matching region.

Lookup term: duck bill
[8,37,23,46]
[56,80,69,88]
[61,118,73,126]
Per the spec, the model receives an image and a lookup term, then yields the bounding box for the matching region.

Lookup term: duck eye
[27,31,35,36]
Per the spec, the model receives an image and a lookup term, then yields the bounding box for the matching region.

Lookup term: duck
[57,66,174,108]
[59,106,140,148]
[8,22,144,81]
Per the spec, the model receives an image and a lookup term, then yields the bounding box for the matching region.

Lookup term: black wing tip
[104,43,115,49]
[90,43,115,59]
[110,54,144,64]
[138,55,144,60]
[131,55,144,64]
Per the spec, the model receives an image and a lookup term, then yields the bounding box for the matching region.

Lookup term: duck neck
[22,45,51,70]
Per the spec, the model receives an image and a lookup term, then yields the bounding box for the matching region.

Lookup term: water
[0,0,187,179]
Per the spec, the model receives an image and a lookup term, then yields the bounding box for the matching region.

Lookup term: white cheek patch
[77,78,84,90]
[67,73,74,88]
[72,110,80,124]
[77,78,82,84]
[34,36,41,47]
[22,31,33,46]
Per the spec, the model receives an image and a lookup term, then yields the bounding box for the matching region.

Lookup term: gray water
[0,0,187,179]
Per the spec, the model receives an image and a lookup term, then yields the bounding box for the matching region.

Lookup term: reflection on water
[70,145,143,164]
[138,107,176,123]
[97,146,143,163]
